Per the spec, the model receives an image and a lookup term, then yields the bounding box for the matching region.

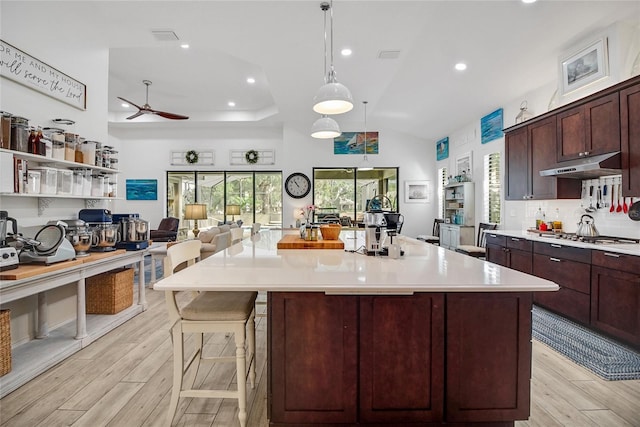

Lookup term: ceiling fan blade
[117,96,142,111]
[126,111,145,120]
[152,110,189,120]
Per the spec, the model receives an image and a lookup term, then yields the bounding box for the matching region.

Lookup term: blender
[0,211,19,270]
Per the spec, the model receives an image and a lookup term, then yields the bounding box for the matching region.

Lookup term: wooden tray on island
[277,235,344,249]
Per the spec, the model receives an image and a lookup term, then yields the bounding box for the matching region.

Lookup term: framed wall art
[436,137,449,161]
[404,180,430,203]
[480,108,503,144]
[560,37,608,96]
[333,132,379,155]
[456,152,473,177]
[126,179,158,200]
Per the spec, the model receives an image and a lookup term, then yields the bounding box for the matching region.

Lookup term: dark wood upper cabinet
[505,116,580,200]
[620,81,640,196]
[557,92,620,161]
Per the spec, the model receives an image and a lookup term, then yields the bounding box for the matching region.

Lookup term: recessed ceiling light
[454,62,467,71]
[341,48,352,56]
[522,0,537,3]
[228,101,236,107]
[121,103,129,108]
[246,77,256,84]
[180,43,190,49]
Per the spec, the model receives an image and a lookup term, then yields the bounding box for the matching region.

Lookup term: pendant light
[311,115,341,139]
[312,1,353,115]
[359,101,373,171]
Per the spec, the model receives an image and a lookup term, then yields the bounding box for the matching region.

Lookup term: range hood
[539,151,622,179]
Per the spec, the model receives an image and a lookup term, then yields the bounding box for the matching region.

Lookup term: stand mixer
[0,210,19,270]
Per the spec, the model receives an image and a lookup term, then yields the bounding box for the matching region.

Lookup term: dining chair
[163,240,257,427]
[455,222,498,259]
[417,218,444,245]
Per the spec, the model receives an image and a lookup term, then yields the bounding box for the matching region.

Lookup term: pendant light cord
[330,0,335,77]
[323,3,328,83]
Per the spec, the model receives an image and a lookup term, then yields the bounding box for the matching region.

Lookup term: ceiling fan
[118,80,189,120]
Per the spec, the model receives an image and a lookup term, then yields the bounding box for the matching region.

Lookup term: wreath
[245,150,259,164]
[185,150,199,164]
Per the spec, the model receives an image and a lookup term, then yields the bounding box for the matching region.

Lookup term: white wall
[437,22,640,239]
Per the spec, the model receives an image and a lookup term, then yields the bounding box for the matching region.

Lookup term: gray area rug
[532,305,640,381]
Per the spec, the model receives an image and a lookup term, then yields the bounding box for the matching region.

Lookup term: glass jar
[91,174,104,197]
[0,112,11,149]
[10,116,29,152]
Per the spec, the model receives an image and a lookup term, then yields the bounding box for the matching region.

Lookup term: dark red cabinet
[557,92,620,161]
[621,81,640,196]
[268,292,533,426]
[486,234,532,274]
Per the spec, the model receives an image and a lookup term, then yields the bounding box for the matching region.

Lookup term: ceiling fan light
[311,116,341,139]
[313,82,354,115]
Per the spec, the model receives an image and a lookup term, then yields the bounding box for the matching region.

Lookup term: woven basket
[86,268,134,315]
[0,309,11,377]
[320,224,342,240]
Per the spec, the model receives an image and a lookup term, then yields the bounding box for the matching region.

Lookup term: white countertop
[153,230,558,294]
[487,230,640,256]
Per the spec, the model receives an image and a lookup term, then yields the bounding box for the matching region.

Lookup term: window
[483,152,501,224]
[167,171,282,230]
[437,167,447,218]
[313,167,398,225]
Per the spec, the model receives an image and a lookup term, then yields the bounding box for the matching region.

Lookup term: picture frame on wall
[126,179,158,200]
[404,180,430,203]
[436,137,449,161]
[560,37,608,96]
[456,152,472,177]
[480,108,503,144]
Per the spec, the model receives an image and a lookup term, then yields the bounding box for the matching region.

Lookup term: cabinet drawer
[592,250,640,275]
[485,233,506,247]
[533,253,591,294]
[533,241,591,264]
[506,236,532,252]
[534,287,590,325]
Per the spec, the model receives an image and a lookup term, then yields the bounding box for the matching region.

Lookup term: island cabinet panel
[557,92,620,161]
[359,294,444,423]
[446,293,532,423]
[620,82,640,196]
[268,293,358,424]
[590,251,640,349]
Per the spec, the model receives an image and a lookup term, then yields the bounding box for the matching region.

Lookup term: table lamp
[184,203,207,237]
[225,204,241,222]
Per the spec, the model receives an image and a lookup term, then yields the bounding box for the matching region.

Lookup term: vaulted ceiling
[3,1,639,141]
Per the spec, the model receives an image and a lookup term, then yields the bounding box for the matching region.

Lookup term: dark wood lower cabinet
[268,291,533,426]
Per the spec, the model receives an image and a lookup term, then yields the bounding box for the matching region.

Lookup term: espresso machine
[0,210,19,270]
[113,213,149,250]
[364,211,385,255]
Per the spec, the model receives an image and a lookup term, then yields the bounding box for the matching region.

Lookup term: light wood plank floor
[1,288,639,427]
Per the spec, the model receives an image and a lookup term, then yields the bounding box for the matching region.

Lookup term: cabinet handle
[550,244,562,248]
[603,252,621,258]
[489,234,497,237]
[511,238,520,241]
[550,257,561,262]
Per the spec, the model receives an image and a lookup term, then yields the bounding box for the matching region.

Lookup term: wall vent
[378,50,401,59]
[151,30,179,41]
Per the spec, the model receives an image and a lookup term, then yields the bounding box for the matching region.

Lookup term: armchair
[150,217,180,242]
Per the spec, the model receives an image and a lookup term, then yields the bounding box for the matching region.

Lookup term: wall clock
[285,173,311,198]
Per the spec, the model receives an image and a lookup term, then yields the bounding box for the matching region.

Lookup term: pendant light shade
[313,1,353,116]
[358,101,373,170]
[311,115,341,139]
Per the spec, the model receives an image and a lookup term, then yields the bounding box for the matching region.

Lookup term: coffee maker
[0,210,19,270]
[364,211,385,255]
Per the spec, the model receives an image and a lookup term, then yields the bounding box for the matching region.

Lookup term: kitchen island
[154,230,559,426]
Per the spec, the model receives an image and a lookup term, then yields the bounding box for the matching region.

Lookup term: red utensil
[616,184,623,212]
[610,184,616,213]
[623,197,629,214]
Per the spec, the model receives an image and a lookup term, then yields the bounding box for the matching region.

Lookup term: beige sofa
[197,223,244,259]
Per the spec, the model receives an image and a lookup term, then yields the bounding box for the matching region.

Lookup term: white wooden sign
[170,151,215,166]
[0,40,86,110]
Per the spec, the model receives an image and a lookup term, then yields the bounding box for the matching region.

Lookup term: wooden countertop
[0,249,127,280]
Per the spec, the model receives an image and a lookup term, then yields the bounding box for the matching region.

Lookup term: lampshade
[184,203,207,220]
[311,115,341,139]
[313,81,354,115]
[312,1,353,116]
[225,205,241,216]
[293,208,305,220]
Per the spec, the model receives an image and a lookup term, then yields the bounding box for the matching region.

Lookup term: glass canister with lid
[10,116,29,152]
[0,111,11,149]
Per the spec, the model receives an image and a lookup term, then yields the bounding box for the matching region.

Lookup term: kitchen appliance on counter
[113,213,149,251]
[364,211,385,255]
[0,210,19,270]
[79,209,119,252]
[576,214,599,237]
[61,219,94,257]
[18,221,76,264]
